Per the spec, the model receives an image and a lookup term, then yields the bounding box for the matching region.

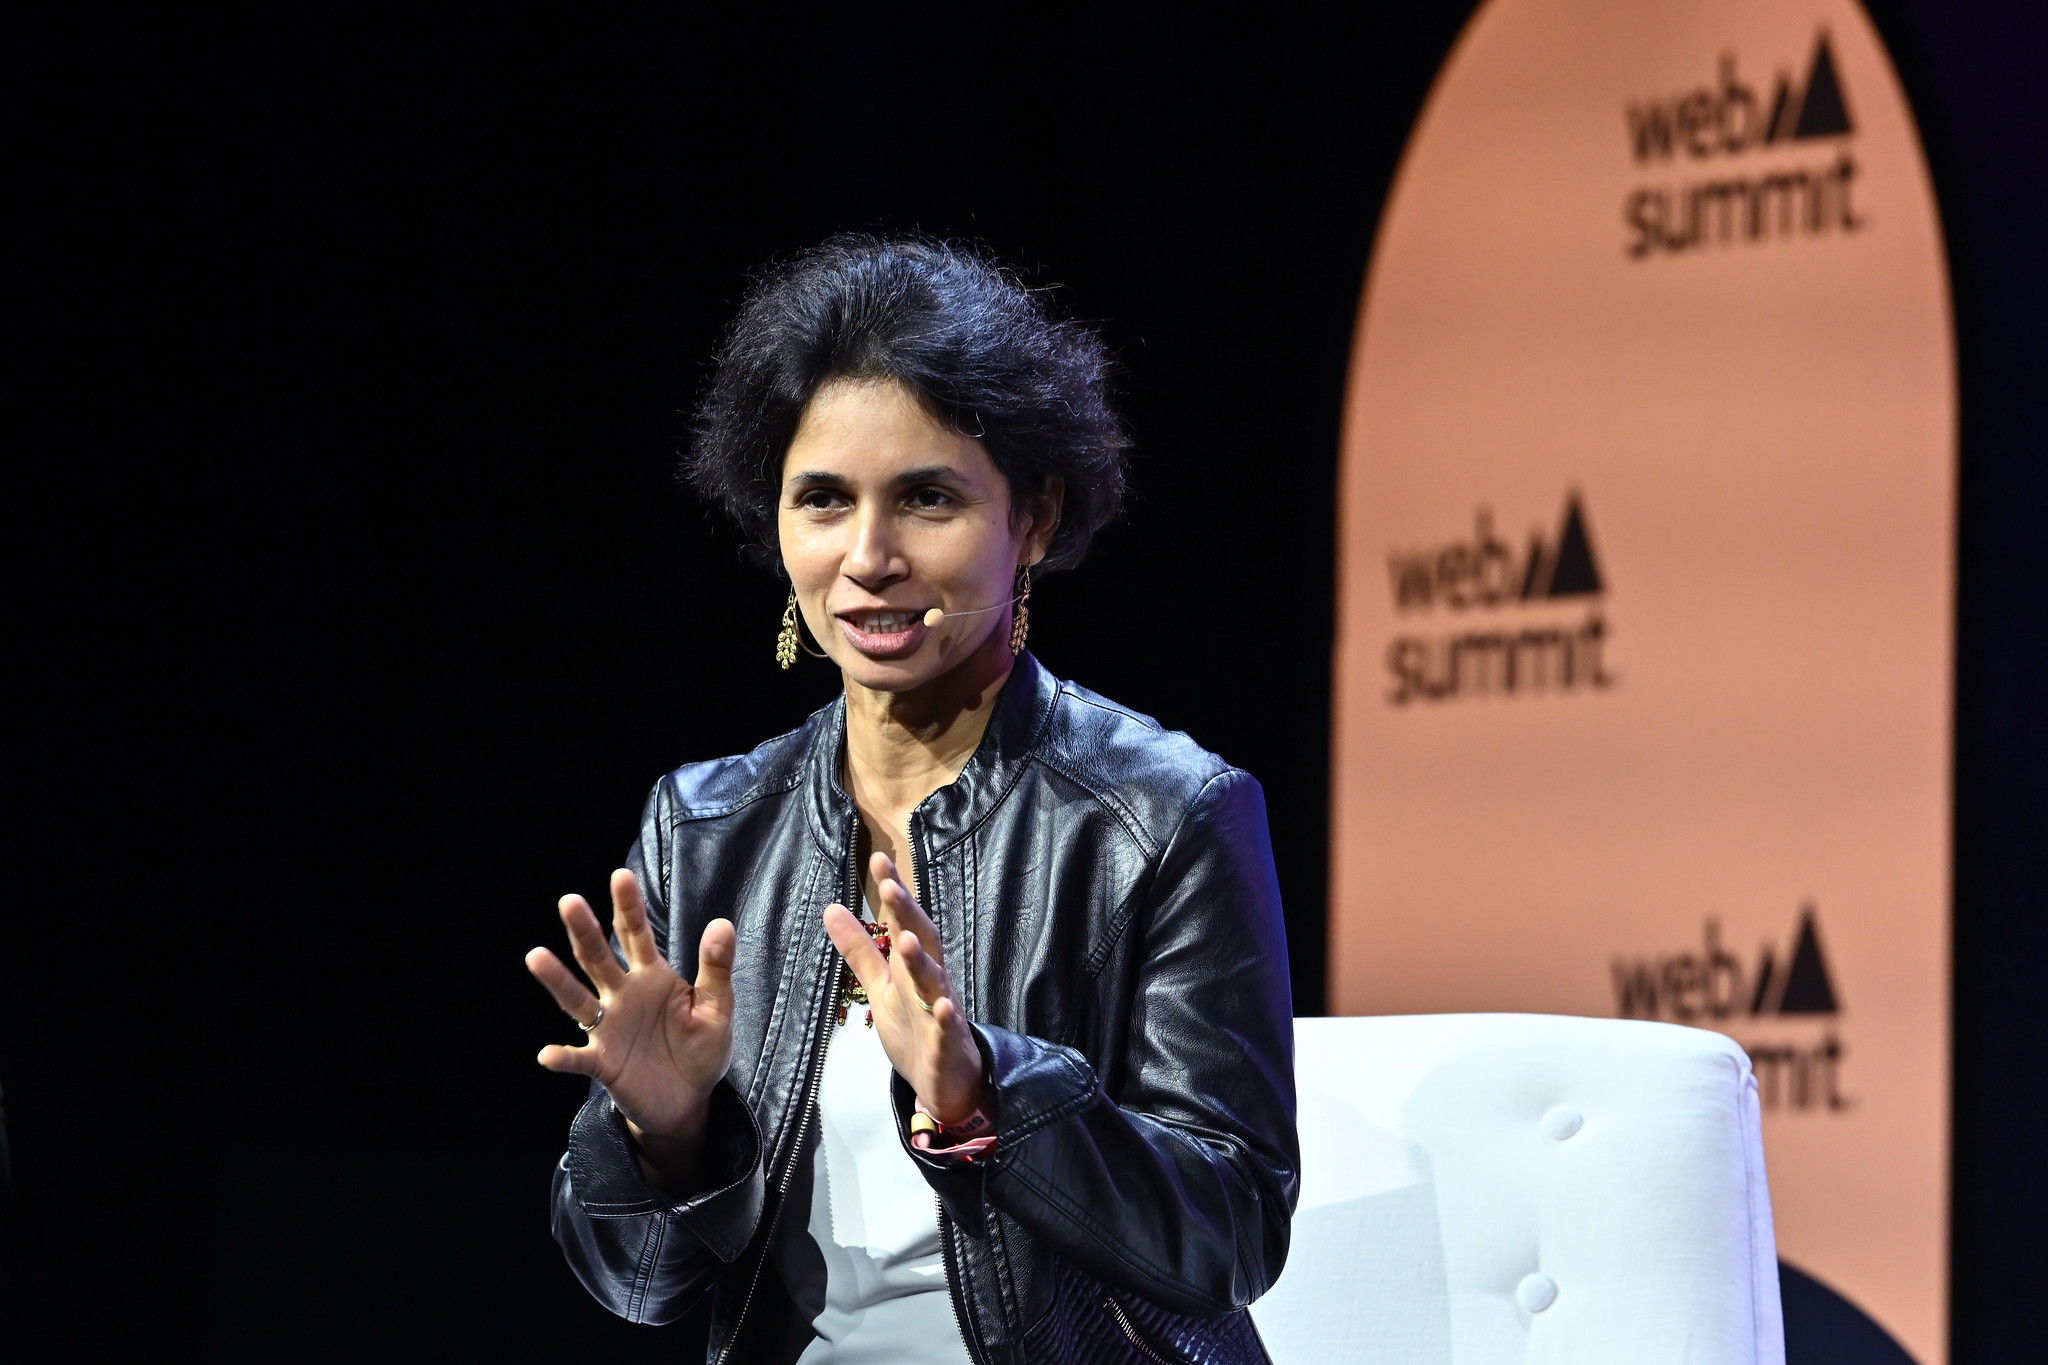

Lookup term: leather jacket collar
[798,650,1060,862]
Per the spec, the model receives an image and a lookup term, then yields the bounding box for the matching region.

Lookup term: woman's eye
[799,489,842,510]
[909,486,952,510]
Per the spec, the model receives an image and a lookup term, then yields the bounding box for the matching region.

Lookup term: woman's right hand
[526,869,736,1181]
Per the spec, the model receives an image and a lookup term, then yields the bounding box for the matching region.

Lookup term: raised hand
[824,852,987,1125]
[526,869,736,1175]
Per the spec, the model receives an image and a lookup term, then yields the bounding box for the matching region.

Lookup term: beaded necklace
[834,916,890,1028]
[836,793,904,1028]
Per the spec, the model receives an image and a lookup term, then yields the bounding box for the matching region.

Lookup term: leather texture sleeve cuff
[892,1020,1100,1178]
[971,1021,1101,1141]
[563,1076,765,1263]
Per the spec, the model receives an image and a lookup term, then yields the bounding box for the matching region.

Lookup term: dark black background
[5,2,2040,1359]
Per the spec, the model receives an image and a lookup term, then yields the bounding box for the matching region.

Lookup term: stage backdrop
[1328,1,1952,1359]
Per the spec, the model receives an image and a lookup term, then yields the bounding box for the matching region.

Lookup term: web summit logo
[1611,904,1850,1114]
[1624,31,1860,260]
[1384,493,1614,706]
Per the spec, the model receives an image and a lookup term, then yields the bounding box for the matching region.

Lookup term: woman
[526,235,1297,1364]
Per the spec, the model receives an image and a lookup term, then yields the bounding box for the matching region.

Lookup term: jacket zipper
[910,818,980,1364]
[1102,1292,1186,1365]
[936,1196,977,1360]
[712,810,860,1365]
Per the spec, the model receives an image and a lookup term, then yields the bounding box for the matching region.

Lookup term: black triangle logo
[1764,74,1797,144]
[1749,946,1780,1015]
[1793,33,1853,139]
[1518,531,1551,600]
[1775,903,1840,1015]
[1544,494,1603,598]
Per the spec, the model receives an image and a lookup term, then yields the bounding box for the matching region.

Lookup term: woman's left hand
[824,852,988,1126]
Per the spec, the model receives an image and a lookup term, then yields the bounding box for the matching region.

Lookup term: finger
[870,851,916,913]
[559,894,628,992]
[610,869,659,970]
[894,929,953,1012]
[692,918,736,1014]
[536,1041,601,1077]
[824,902,888,991]
[876,875,944,967]
[525,946,601,1023]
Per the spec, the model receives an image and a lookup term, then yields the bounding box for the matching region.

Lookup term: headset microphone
[922,597,1020,628]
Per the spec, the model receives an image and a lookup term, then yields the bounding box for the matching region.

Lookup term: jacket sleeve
[547,788,768,1325]
[902,767,1300,1317]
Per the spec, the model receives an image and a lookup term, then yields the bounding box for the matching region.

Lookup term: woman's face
[778,378,1055,696]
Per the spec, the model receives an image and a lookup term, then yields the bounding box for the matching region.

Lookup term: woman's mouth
[837,609,928,657]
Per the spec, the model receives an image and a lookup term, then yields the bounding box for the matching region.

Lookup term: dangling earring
[776,588,800,670]
[776,588,830,669]
[1008,563,1032,655]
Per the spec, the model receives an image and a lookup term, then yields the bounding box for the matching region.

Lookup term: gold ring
[914,994,935,1013]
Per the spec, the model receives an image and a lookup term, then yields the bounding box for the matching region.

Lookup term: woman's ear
[1025,477,1065,564]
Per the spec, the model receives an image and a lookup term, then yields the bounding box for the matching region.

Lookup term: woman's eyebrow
[784,465,969,494]
[891,465,963,486]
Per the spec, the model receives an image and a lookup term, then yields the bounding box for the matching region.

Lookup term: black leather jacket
[550,654,1298,1364]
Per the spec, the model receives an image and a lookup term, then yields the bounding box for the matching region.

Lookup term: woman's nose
[843,506,906,586]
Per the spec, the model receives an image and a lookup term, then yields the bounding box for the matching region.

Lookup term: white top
[793,1010,976,1364]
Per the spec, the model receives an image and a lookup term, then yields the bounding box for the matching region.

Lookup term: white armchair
[1251,1014,1785,1365]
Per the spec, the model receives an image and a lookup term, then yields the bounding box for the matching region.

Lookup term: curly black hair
[684,234,1131,574]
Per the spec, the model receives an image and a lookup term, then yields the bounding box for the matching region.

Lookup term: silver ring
[578,1005,605,1033]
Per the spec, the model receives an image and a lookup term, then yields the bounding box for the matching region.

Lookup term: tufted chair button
[1540,1105,1583,1141]
[1516,1272,1558,1313]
